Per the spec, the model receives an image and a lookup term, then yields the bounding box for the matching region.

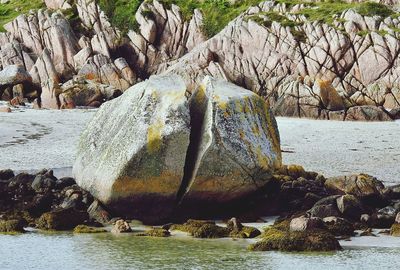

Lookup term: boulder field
[72,75,282,223]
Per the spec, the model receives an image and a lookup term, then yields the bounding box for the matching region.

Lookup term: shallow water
[0,231,399,270]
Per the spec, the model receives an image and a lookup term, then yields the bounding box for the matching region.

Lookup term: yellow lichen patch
[218,100,228,110]
[238,128,245,140]
[251,125,261,137]
[235,99,243,113]
[112,172,181,198]
[255,145,270,169]
[194,84,207,104]
[147,119,164,153]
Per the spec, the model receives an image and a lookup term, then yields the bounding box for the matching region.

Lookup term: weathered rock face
[127,0,206,76]
[4,9,79,75]
[73,75,281,223]
[164,1,400,120]
[73,75,192,222]
[178,76,282,204]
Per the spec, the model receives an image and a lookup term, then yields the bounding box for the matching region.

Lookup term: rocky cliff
[0,0,400,120]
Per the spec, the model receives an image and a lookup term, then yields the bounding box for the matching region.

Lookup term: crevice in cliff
[176,85,213,205]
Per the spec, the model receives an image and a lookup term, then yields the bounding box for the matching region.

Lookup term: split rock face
[73,75,281,223]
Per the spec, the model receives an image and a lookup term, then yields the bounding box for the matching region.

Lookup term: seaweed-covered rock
[170,219,230,238]
[0,218,26,233]
[140,228,171,237]
[37,208,89,230]
[0,169,14,181]
[249,228,341,252]
[73,225,107,233]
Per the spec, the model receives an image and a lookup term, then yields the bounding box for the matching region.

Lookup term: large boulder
[73,75,282,223]
[73,75,192,222]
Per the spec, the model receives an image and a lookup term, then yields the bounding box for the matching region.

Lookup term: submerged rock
[73,224,107,233]
[73,75,281,223]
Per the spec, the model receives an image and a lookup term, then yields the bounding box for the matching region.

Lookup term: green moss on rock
[230,226,261,238]
[73,225,107,233]
[249,229,341,252]
[37,208,88,231]
[0,218,26,233]
[142,228,171,237]
[170,219,230,238]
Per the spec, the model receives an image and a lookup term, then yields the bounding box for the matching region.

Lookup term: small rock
[289,216,324,232]
[360,214,371,223]
[55,177,76,190]
[226,217,243,231]
[0,169,14,181]
[308,204,341,219]
[360,228,376,237]
[396,212,400,224]
[31,175,55,193]
[323,216,354,236]
[87,200,111,225]
[0,106,11,113]
[111,219,132,233]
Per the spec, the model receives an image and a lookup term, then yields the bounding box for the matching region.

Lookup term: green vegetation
[0,0,44,31]
[99,0,264,37]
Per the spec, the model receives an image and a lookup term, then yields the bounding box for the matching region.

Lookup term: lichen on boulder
[73,75,282,223]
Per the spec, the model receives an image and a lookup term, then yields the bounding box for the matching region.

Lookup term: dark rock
[382,184,400,200]
[37,208,89,230]
[25,193,54,217]
[55,177,76,190]
[0,218,26,233]
[87,200,111,225]
[31,175,56,193]
[8,173,35,189]
[325,174,386,206]
[0,169,14,181]
[336,195,364,220]
[369,213,395,229]
[323,216,354,236]
[226,217,243,231]
[308,204,341,219]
